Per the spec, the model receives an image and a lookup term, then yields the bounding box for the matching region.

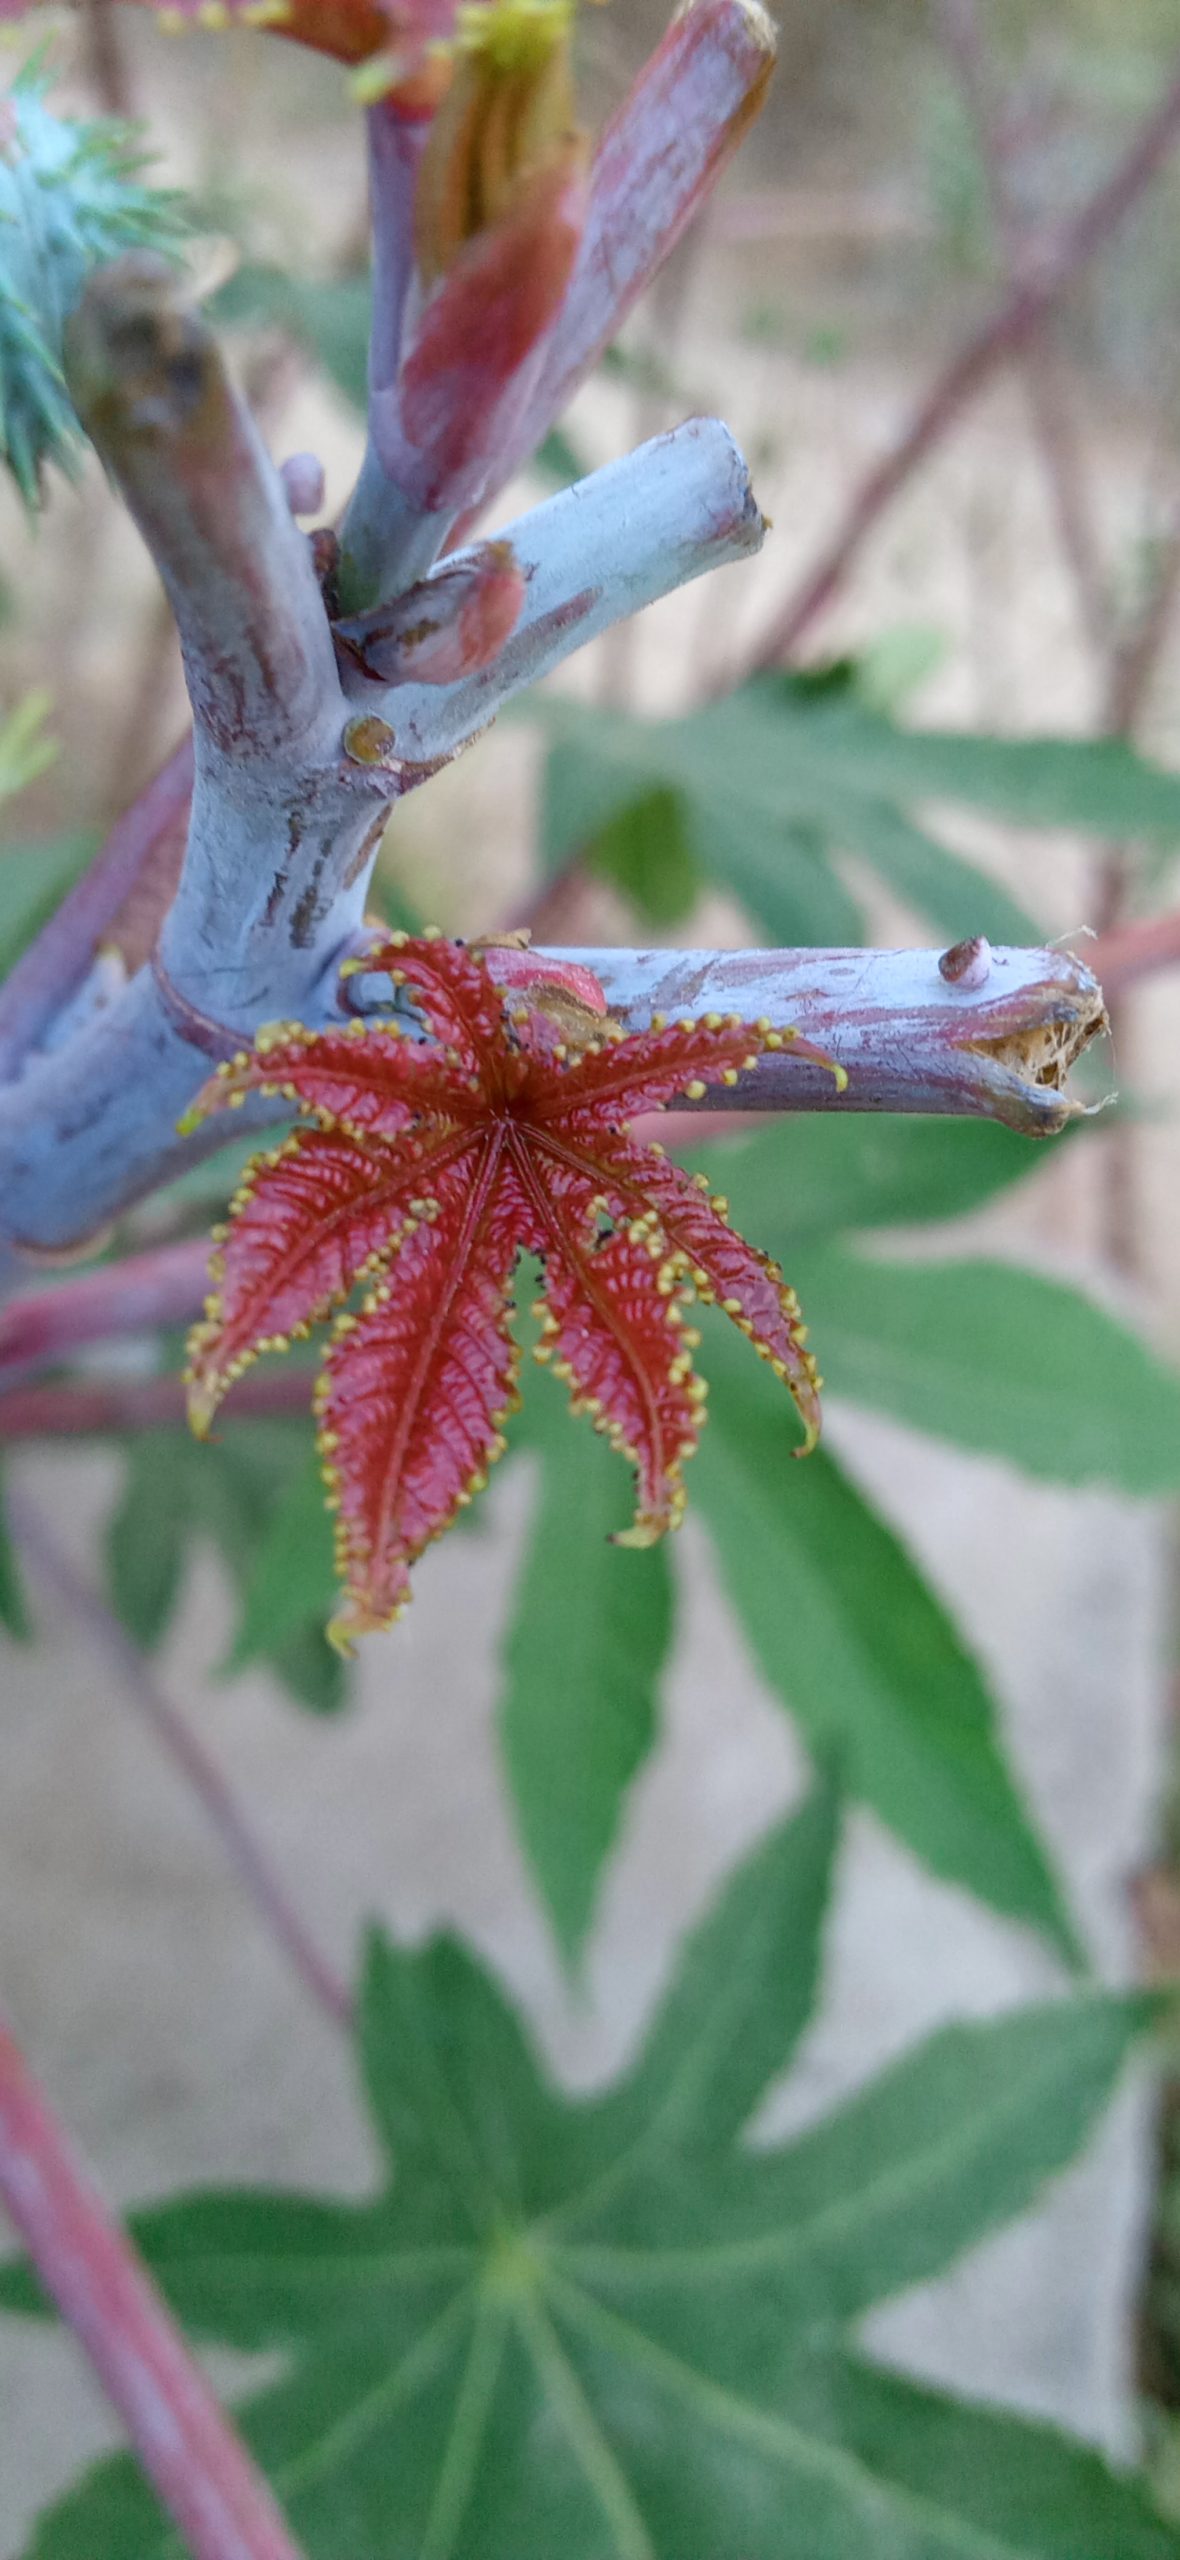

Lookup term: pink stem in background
[0,735,194,1081]
[745,54,1180,670]
[1087,908,1180,994]
[0,2007,310,2560]
[0,1370,308,1437]
[935,0,1110,661]
[0,1237,210,1380]
[10,1493,353,2030]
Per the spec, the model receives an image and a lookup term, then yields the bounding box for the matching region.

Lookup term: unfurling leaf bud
[335,539,526,683]
[413,0,582,285]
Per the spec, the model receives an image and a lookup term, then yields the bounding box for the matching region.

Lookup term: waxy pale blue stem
[0,249,1105,1261]
[569,943,1108,1134]
[0,943,1107,1256]
[62,258,391,1024]
[0,285,776,1249]
[337,104,434,613]
[344,418,765,763]
[64,258,341,765]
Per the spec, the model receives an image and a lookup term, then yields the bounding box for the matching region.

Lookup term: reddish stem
[0,737,194,1082]
[744,56,1180,669]
[0,1237,210,1381]
[0,1370,308,1439]
[1086,907,1180,994]
[0,2008,309,2560]
[936,0,1109,659]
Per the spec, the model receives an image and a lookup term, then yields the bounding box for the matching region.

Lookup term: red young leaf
[185,933,828,1644]
[186,1123,472,1433]
[315,1149,528,1643]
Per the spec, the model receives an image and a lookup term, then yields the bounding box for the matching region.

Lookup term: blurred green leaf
[690,1114,1064,1250]
[101,1423,349,1714]
[7,1825,1165,2559]
[533,426,589,487]
[749,658,1180,858]
[854,625,947,714]
[532,671,1180,946]
[224,1451,339,1679]
[267,1618,347,1716]
[0,834,93,976]
[0,1464,30,1641]
[105,1434,189,1651]
[210,265,372,411]
[0,692,56,803]
[923,72,992,275]
[790,1246,1180,1491]
[540,730,865,946]
[498,1405,673,1963]
[694,1330,1079,1962]
[587,785,703,928]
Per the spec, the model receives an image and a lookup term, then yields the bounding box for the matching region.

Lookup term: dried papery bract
[182,935,841,1646]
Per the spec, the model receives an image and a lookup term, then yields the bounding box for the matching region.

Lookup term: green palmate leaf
[534,425,590,487]
[0,834,94,977]
[498,1410,673,1964]
[590,1773,838,2163]
[225,1451,339,1677]
[693,1332,1078,1961]
[690,1114,1065,1253]
[102,1423,348,1712]
[0,1461,31,1640]
[789,1247,1180,1492]
[541,734,865,947]
[587,786,703,928]
[533,669,1180,946]
[105,1434,190,1650]
[5,1814,1166,2559]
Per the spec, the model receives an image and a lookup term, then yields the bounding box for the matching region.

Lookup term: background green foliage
[0,1790,1171,2559]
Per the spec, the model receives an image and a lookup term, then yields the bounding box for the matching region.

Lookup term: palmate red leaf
[185,1123,473,1433]
[555,1133,822,1451]
[179,1016,477,1143]
[347,930,513,1066]
[524,1008,845,1128]
[186,933,830,1640]
[533,1211,703,1546]
[315,1145,529,1645]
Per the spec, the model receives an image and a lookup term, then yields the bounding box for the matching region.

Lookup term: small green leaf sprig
[0,59,186,504]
